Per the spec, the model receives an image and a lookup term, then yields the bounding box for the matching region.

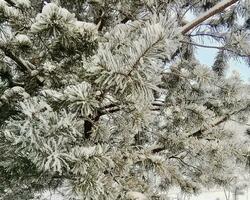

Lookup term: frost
[1,86,30,102]
[13,0,30,8]
[14,34,31,46]
[64,82,99,116]
[75,21,98,33]
[71,146,96,159]
[31,3,76,34]
[0,0,19,18]
[0,0,7,7]
[43,61,57,73]
[19,97,52,118]
[0,1,250,200]
[126,191,148,200]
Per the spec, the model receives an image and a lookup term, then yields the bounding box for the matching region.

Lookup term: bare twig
[181,41,250,58]
[189,33,226,40]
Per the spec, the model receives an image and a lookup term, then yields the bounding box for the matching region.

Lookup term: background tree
[0,0,249,199]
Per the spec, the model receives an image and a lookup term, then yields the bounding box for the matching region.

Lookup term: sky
[195,46,250,83]
[185,9,250,83]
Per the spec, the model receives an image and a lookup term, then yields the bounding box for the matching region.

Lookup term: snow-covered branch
[0,1,249,199]
[181,0,239,34]
[152,103,250,153]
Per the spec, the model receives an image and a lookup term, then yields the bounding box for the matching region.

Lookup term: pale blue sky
[185,10,250,83]
[195,46,250,83]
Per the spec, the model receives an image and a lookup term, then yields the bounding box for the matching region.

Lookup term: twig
[181,41,250,58]
[189,33,226,40]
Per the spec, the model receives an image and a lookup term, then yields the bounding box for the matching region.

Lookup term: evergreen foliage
[0,0,249,199]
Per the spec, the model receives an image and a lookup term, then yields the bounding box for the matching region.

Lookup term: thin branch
[169,0,238,61]
[181,0,239,34]
[99,101,165,116]
[169,0,237,60]
[169,155,202,172]
[180,1,200,21]
[181,41,223,50]
[189,33,226,40]
[127,36,163,76]
[181,41,250,58]
[100,106,123,115]
[188,103,250,138]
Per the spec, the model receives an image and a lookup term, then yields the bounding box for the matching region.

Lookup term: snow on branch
[181,0,239,34]
[152,102,250,153]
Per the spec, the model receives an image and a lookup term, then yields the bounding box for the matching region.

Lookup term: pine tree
[0,0,249,199]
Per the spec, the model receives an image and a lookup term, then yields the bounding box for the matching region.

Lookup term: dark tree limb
[0,45,44,87]
[4,0,15,6]
[84,114,101,139]
[0,46,31,73]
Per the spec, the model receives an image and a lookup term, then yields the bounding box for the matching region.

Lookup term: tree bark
[181,0,239,34]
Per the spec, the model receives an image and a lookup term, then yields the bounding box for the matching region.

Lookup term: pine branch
[152,103,250,153]
[170,0,239,61]
[0,45,44,85]
[189,103,250,138]
[4,0,15,6]
[127,36,163,76]
[181,0,239,34]
[0,45,31,73]
[0,46,44,123]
